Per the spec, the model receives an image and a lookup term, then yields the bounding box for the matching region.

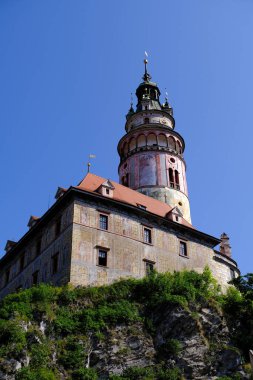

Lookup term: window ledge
[96,265,109,268]
[143,242,153,246]
[97,209,111,215]
[143,258,156,264]
[179,254,189,259]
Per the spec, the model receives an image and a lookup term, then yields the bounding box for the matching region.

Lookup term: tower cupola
[117,59,191,223]
[135,59,162,112]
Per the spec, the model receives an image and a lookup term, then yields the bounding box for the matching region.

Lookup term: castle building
[0,61,239,299]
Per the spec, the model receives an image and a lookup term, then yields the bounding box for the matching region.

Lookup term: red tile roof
[76,173,193,228]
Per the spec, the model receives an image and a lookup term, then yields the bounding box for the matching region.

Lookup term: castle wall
[0,194,239,300]
[70,199,237,290]
[0,203,74,299]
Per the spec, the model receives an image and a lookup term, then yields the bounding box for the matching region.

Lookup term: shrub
[134,268,220,309]
[0,291,32,319]
[30,343,51,369]
[59,338,85,370]
[79,300,139,332]
[16,367,57,380]
[162,339,182,356]
[53,307,80,335]
[222,276,253,359]
[72,367,98,380]
[0,320,26,356]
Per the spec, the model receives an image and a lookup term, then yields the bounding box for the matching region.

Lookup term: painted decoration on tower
[139,154,157,187]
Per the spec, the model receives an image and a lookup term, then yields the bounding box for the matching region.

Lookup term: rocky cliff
[0,269,252,380]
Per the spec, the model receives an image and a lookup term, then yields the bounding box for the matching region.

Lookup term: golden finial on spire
[87,154,96,173]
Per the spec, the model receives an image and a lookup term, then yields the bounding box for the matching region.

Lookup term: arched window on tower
[175,170,180,190]
[168,136,176,151]
[144,117,150,124]
[169,168,174,188]
[129,138,136,152]
[147,133,157,146]
[176,141,182,154]
[137,134,146,148]
[158,134,167,147]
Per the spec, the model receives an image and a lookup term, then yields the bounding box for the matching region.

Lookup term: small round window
[178,201,183,206]
[170,158,175,163]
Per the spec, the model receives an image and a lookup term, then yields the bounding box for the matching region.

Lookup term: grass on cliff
[0,268,252,379]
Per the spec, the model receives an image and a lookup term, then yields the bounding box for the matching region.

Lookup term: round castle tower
[118,60,191,223]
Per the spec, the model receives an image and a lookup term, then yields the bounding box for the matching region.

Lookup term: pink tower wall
[119,152,187,197]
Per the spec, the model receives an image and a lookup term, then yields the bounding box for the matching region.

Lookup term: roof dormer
[166,206,183,223]
[27,215,40,229]
[97,180,115,198]
[55,187,67,200]
[5,240,17,252]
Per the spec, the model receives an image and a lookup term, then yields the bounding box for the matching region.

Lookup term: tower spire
[130,92,133,110]
[143,52,151,82]
[164,89,169,106]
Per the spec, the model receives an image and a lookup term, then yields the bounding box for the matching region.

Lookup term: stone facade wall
[70,199,237,290]
[0,195,238,299]
[0,203,74,299]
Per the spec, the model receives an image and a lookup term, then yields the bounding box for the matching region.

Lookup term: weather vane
[165,88,168,101]
[87,154,96,173]
[144,51,148,67]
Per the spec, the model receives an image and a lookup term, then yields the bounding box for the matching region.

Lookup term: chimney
[220,233,231,257]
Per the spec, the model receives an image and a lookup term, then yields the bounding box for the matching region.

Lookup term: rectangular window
[137,204,147,210]
[98,249,107,267]
[144,227,152,244]
[145,261,154,275]
[36,238,42,256]
[5,269,10,285]
[20,253,25,272]
[99,214,108,230]
[55,217,62,237]
[230,268,235,280]
[179,241,187,257]
[52,253,59,275]
[32,270,39,285]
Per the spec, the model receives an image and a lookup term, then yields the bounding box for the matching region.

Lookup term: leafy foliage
[221,274,253,359]
[72,368,98,380]
[109,365,182,379]
[16,367,58,380]
[0,270,251,379]
[133,267,220,308]
[158,339,182,358]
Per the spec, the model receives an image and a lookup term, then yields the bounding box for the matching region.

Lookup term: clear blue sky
[0,0,252,275]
